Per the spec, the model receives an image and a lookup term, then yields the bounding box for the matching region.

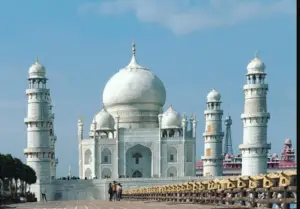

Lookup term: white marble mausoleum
[78,43,196,180]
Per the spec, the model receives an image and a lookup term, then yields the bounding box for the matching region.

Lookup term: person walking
[108,183,113,201]
[112,181,117,201]
[118,183,123,200]
[41,188,47,202]
[116,183,121,201]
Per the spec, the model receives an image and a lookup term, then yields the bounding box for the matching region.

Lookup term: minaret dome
[28,58,46,78]
[246,52,266,74]
[207,89,221,102]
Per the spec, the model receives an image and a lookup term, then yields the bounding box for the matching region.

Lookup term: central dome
[103,43,166,109]
[102,43,166,128]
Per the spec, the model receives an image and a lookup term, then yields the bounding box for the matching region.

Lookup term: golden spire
[132,41,136,56]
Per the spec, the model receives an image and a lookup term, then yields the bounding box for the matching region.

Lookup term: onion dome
[207,89,221,102]
[29,57,46,78]
[247,51,266,74]
[285,138,292,144]
[93,107,115,130]
[225,153,231,159]
[102,42,166,111]
[272,153,278,159]
[161,105,182,129]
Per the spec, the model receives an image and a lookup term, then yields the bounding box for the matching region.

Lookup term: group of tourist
[108,181,123,201]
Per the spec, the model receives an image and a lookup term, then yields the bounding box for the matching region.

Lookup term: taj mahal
[24,43,271,201]
[78,43,196,180]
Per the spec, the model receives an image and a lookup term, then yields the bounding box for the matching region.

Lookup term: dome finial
[132,41,136,56]
[254,50,260,58]
[36,56,39,63]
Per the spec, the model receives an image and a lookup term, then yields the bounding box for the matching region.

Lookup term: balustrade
[122,170,297,208]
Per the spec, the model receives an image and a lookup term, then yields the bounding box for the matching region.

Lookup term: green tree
[0,153,37,199]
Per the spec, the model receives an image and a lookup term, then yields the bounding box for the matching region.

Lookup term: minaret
[239,52,271,176]
[48,96,58,180]
[201,89,224,177]
[68,165,72,178]
[24,58,53,182]
[223,115,233,155]
[78,117,83,179]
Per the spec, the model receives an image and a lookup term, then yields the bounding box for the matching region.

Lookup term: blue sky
[0,0,296,177]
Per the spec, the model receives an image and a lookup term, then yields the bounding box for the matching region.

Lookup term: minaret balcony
[203,132,224,137]
[241,112,270,119]
[24,147,54,154]
[239,143,271,150]
[55,158,59,164]
[24,117,49,123]
[243,83,268,90]
[26,88,48,94]
[204,110,223,115]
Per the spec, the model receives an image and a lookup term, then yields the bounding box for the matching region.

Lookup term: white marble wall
[33,176,229,201]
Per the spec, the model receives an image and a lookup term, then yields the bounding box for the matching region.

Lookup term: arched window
[84,149,92,165]
[85,168,92,179]
[167,166,177,177]
[101,148,112,164]
[168,146,177,162]
[170,154,174,161]
[169,129,175,137]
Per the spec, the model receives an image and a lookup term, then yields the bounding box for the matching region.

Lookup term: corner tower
[201,89,224,177]
[239,53,271,176]
[24,58,53,182]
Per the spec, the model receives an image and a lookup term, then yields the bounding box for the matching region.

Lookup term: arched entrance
[132,170,143,178]
[126,144,152,178]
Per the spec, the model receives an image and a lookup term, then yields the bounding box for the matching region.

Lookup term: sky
[0,0,296,177]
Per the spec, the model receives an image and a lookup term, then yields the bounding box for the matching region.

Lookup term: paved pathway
[4,200,235,209]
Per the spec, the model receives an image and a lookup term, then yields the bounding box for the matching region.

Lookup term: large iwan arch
[126,144,152,178]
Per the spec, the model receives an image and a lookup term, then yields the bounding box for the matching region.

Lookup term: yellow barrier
[122,170,297,208]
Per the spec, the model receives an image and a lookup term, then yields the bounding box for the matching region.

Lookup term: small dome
[272,153,278,158]
[93,108,115,130]
[225,153,231,159]
[207,89,221,102]
[161,106,182,129]
[285,138,292,144]
[247,55,265,74]
[29,59,46,78]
